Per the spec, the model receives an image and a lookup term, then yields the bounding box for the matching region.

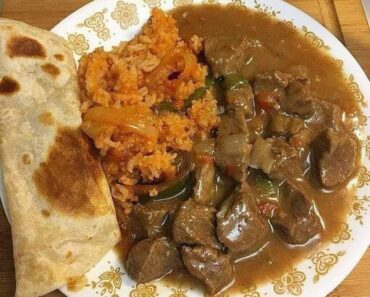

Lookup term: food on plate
[0,19,120,297]
[78,8,218,211]
[77,5,363,295]
[0,1,364,296]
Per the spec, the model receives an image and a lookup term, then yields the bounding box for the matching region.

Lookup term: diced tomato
[290,135,303,147]
[226,164,238,176]
[196,153,214,164]
[258,201,278,218]
[256,91,280,112]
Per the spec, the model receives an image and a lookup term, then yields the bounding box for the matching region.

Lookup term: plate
[6,0,370,296]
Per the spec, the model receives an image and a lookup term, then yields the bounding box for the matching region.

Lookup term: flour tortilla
[0,18,121,297]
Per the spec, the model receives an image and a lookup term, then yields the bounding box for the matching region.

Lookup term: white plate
[3,0,370,297]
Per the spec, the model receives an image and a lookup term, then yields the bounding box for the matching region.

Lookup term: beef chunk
[280,81,342,130]
[116,205,146,260]
[215,109,251,182]
[193,138,233,207]
[172,199,221,249]
[269,111,303,136]
[126,237,182,283]
[193,161,217,206]
[247,112,270,143]
[193,161,233,208]
[254,74,343,131]
[271,182,323,245]
[249,137,308,180]
[253,71,293,97]
[268,138,309,180]
[204,35,251,77]
[309,100,342,131]
[226,83,255,118]
[279,81,317,118]
[312,128,357,187]
[213,170,235,207]
[289,128,317,148]
[182,246,234,295]
[217,108,248,135]
[132,200,181,238]
[217,183,269,259]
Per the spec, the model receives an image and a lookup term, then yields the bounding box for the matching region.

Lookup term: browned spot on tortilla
[7,36,46,58]
[67,276,88,292]
[54,54,64,61]
[0,76,20,94]
[38,112,54,126]
[66,251,75,264]
[33,128,111,216]
[41,209,50,217]
[22,153,31,165]
[41,63,60,77]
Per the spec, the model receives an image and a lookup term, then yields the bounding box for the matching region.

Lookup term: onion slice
[83,106,159,141]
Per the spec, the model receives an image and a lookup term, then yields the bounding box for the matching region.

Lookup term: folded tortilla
[0,18,121,297]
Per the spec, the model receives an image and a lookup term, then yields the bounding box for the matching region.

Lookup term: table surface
[0,0,369,296]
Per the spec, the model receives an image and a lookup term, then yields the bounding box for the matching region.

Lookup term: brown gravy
[169,4,357,292]
[173,5,357,114]
[117,4,360,294]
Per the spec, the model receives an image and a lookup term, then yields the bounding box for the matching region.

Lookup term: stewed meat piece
[172,199,222,249]
[131,200,181,238]
[193,161,233,208]
[193,138,217,207]
[280,81,342,130]
[216,183,269,259]
[193,161,217,206]
[126,237,182,283]
[226,82,255,118]
[268,138,309,180]
[270,182,323,245]
[312,128,357,187]
[249,136,308,180]
[215,109,251,182]
[253,71,293,97]
[204,35,251,77]
[193,138,234,207]
[309,100,342,130]
[254,73,342,131]
[269,111,304,136]
[289,128,318,148]
[279,81,317,119]
[182,246,235,295]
